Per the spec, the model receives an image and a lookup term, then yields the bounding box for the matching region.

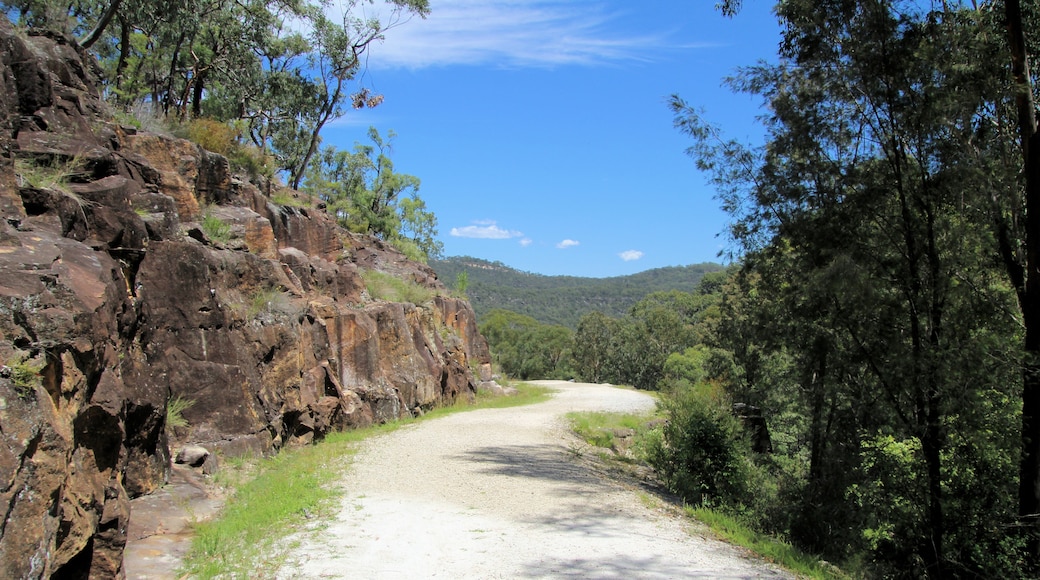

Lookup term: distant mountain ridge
[430,257,726,328]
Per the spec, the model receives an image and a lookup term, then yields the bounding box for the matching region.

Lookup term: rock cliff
[0,20,490,578]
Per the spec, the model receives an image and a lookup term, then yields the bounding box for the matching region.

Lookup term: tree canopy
[666,0,1040,575]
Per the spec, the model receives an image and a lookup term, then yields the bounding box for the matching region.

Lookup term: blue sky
[323,0,782,277]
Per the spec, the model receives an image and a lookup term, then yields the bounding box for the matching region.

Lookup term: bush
[187,118,237,156]
[649,382,750,506]
[186,118,273,180]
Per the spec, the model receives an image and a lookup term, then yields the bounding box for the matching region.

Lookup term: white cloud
[557,239,580,249]
[450,220,524,239]
[619,250,644,261]
[360,0,668,69]
[519,238,533,247]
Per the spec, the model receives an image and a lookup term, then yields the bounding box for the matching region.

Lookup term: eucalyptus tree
[3,0,430,189]
[303,127,441,261]
[573,311,617,383]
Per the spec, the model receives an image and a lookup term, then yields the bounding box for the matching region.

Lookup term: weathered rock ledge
[0,20,490,578]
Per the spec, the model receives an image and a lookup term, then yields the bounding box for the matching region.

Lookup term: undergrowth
[689,507,848,579]
[180,382,553,578]
[567,407,847,579]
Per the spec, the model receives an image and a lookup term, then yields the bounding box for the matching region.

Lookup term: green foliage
[14,155,91,208]
[567,411,663,463]
[184,117,275,180]
[5,356,44,398]
[430,257,726,329]
[166,395,195,429]
[361,270,435,305]
[7,0,429,189]
[479,309,574,380]
[186,117,237,156]
[570,289,714,390]
[648,383,749,507]
[305,128,442,261]
[669,0,1034,575]
[270,191,311,208]
[689,507,849,580]
[200,211,232,244]
[247,288,287,318]
[453,271,469,299]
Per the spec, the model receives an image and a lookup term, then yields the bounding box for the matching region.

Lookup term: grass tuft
[201,211,232,243]
[166,395,195,429]
[4,356,44,398]
[361,269,436,304]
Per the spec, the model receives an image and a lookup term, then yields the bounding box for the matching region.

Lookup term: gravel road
[277,380,791,579]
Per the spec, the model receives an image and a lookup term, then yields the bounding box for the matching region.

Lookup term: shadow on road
[455,444,609,488]
[520,553,771,579]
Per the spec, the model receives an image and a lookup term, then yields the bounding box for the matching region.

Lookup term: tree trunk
[114,18,130,101]
[1004,0,1040,564]
[78,0,122,49]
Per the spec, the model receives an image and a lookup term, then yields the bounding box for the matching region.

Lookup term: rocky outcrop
[0,19,489,578]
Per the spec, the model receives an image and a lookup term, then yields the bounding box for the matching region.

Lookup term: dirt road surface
[277,380,790,579]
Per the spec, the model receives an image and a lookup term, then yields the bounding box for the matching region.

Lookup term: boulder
[174,445,210,467]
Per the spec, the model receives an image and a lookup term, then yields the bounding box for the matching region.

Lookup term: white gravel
[277,381,791,579]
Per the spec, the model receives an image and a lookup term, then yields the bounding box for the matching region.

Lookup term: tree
[479,309,574,380]
[1002,0,1040,558]
[4,0,430,189]
[303,127,441,262]
[674,1,1027,574]
[573,311,616,383]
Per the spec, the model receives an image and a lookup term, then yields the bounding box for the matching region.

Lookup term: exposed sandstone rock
[0,18,489,579]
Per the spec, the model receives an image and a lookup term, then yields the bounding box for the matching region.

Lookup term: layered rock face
[0,20,489,578]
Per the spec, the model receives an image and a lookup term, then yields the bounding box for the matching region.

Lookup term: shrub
[187,118,237,156]
[650,381,750,506]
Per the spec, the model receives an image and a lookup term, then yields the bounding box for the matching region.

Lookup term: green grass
[568,411,652,448]
[166,395,194,429]
[14,156,91,209]
[201,211,232,243]
[566,407,846,579]
[688,507,849,580]
[362,269,437,304]
[270,191,311,208]
[5,356,44,398]
[180,381,553,578]
[247,287,285,318]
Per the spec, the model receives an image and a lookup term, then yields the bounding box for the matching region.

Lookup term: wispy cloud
[557,239,580,249]
[519,238,533,247]
[450,220,524,239]
[363,0,669,69]
[619,250,644,261]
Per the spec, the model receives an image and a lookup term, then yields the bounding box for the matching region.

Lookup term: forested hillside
[430,257,724,328]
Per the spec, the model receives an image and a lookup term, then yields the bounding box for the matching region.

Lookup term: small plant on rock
[167,395,195,429]
[14,155,91,209]
[3,356,45,398]
[201,211,232,243]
